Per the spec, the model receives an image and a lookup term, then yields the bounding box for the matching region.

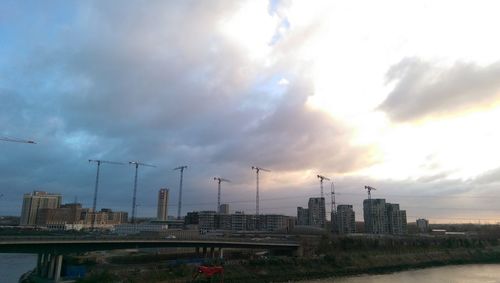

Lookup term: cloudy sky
[2,0,500,223]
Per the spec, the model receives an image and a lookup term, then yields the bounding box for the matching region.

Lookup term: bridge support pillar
[293,246,304,257]
[36,253,43,275]
[42,253,50,278]
[48,254,56,280]
[54,254,63,282]
[218,248,223,259]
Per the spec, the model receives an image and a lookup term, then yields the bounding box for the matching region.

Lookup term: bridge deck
[0,238,300,253]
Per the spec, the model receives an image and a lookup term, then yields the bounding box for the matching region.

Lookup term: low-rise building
[416,218,429,233]
[219,204,230,214]
[198,211,216,232]
[297,207,309,225]
[114,222,169,235]
[20,191,62,226]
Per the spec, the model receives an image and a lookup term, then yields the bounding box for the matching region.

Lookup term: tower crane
[173,165,188,220]
[330,181,336,213]
[251,166,270,215]
[129,161,156,223]
[88,159,125,229]
[317,175,330,198]
[0,137,36,144]
[364,185,376,200]
[213,177,230,213]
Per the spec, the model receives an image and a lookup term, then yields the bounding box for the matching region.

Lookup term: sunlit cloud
[1,0,500,223]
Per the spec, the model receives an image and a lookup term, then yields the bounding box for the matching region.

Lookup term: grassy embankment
[75,235,500,283]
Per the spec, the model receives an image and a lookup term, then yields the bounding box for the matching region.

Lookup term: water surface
[0,253,36,283]
[300,264,500,283]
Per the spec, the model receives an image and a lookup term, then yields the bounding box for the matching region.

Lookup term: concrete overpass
[0,237,301,282]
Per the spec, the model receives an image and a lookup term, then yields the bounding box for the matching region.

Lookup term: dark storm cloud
[379,58,500,122]
[0,1,372,216]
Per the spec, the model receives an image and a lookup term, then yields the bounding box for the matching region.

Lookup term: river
[300,264,500,282]
[0,254,36,283]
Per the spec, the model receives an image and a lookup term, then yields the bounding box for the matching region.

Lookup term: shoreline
[74,247,500,282]
[294,263,500,283]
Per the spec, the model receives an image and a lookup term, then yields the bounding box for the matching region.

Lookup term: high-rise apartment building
[363,199,407,235]
[308,197,326,228]
[332,204,356,234]
[157,188,169,221]
[363,199,388,234]
[20,191,62,226]
[386,203,407,235]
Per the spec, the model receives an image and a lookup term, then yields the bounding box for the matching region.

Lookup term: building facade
[363,199,407,235]
[386,204,407,235]
[36,203,83,226]
[416,218,429,233]
[20,191,62,226]
[184,211,199,225]
[194,210,292,232]
[219,204,229,214]
[157,188,169,221]
[198,211,217,232]
[114,222,169,235]
[308,197,326,228]
[262,214,290,232]
[36,205,127,229]
[297,207,309,225]
[363,199,388,234]
[332,204,356,234]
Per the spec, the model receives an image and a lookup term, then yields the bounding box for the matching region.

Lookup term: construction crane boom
[89,159,124,165]
[0,137,36,144]
[174,165,188,219]
[88,159,125,229]
[129,161,156,223]
[317,175,331,198]
[130,161,156,168]
[364,185,376,199]
[214,177,230,213]
[251,166,270,216]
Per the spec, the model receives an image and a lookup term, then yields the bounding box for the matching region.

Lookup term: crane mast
[331,181,336,213]
[88,159,124,229]
[129,161,156,223]
[213,177,230,213]
[317,175,331,199]
[174,165,188,219]
[251,166,270,216]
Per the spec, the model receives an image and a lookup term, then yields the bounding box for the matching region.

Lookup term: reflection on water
[300,264,500,283]
[0,253,36,283]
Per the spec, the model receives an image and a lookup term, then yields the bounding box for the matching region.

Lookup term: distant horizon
[6,188,500,225]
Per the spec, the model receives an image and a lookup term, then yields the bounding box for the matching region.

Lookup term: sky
[1,0,500,223]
